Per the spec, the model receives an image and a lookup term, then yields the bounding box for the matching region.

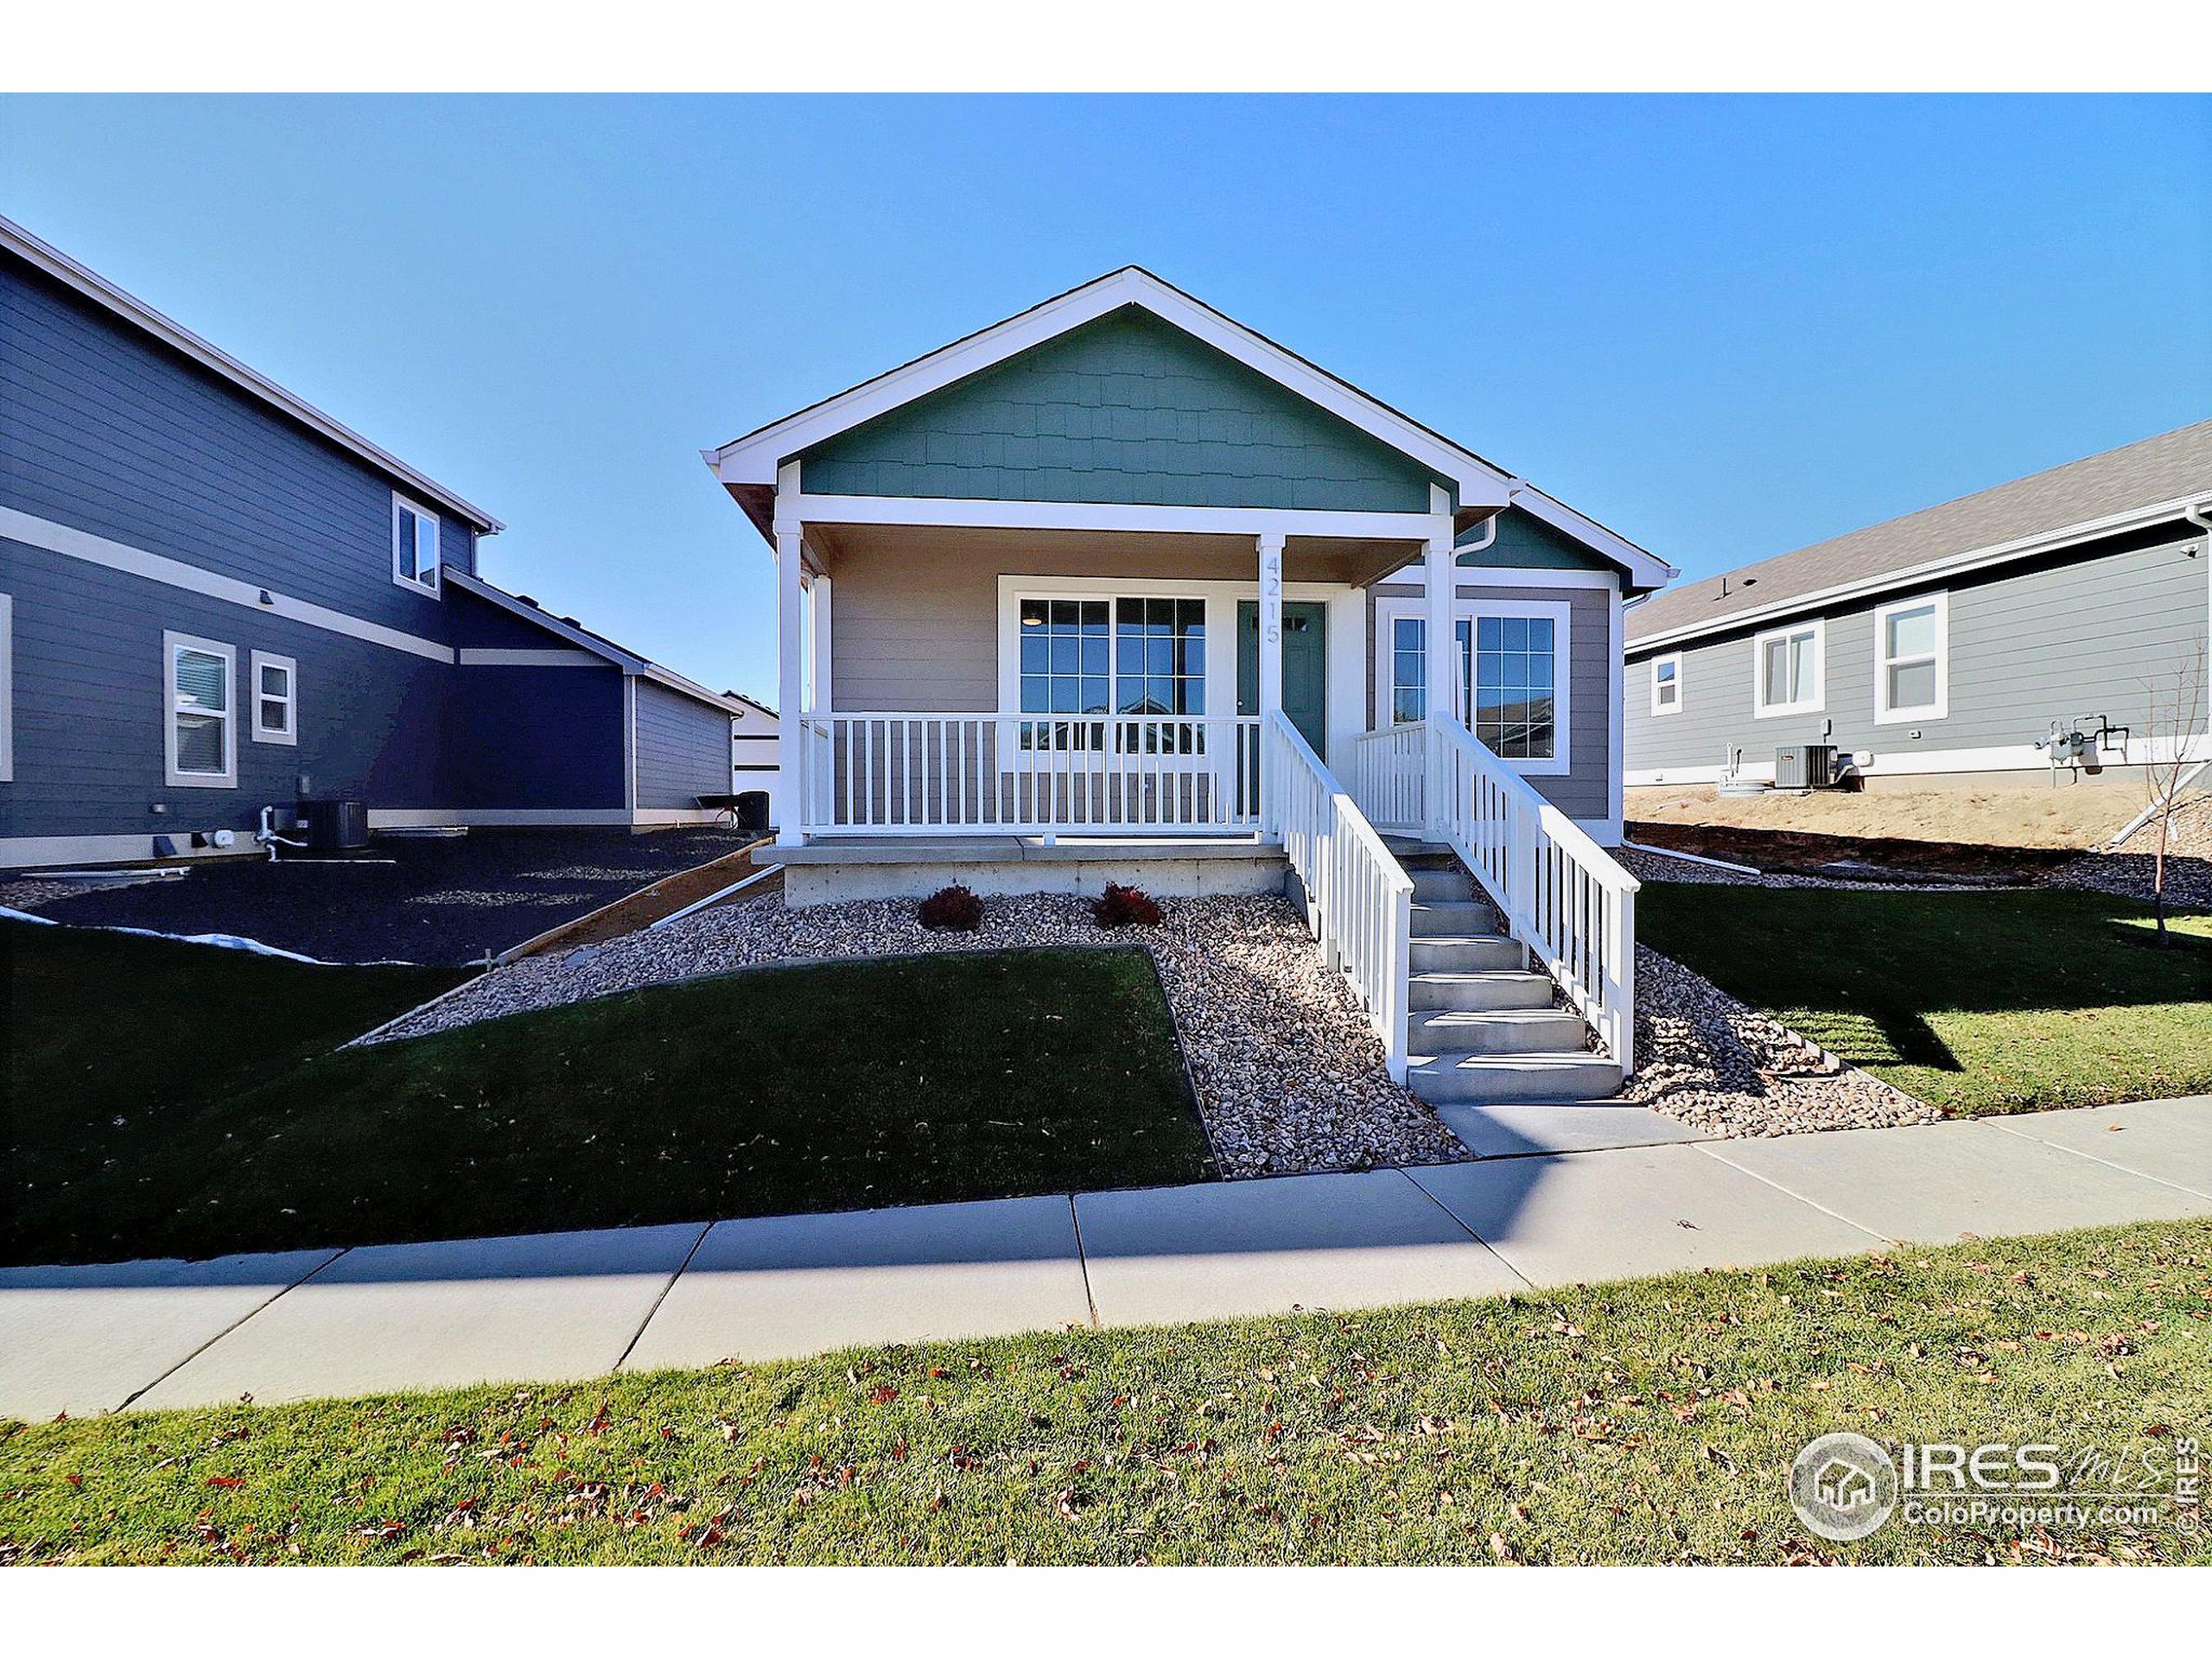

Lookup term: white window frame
[0,593,13,783]
[391,493,441,596]
[163,629,237,788]
[1751,618,1825,719]
[1872,591,1948,724]
[251,650,299,746]
[1649,650,1683,716]
[1373,595,1573,777]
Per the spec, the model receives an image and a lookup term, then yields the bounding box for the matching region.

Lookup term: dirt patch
[1628,778,2148,852]
[1628,820,2077,885]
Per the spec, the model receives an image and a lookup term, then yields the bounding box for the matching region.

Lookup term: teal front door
[1237,601,1330,760]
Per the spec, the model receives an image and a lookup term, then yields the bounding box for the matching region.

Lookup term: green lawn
[1639,887,2212,1115]
[4,1217,2206,1565]
[3,919,1209,1267]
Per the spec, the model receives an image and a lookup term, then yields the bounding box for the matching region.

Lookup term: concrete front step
[1408,1050,1625,1104]
[1409,968,1556,1013]
[1408,1005,1589,1054]
[1408,867,1477,903]
[1410,899,1503,936]
[1408,934,1526,974]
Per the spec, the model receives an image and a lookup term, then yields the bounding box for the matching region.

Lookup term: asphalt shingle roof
[1625,419,2212,647]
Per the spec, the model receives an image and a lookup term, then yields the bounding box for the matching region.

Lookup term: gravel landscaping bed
[369,892,1467,1179]
[2047,796,2212,910]
[0,829,753,963]
[1622,944,1939,1137]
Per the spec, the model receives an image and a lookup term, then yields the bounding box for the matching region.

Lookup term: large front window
[1386,607,1562,766]
[1019,594,1204,748]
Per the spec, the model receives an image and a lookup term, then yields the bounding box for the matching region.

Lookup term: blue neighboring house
[0,214,757,871]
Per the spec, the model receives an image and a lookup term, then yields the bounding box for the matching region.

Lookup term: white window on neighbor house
[164,631,236,788]
[1380,601,1570,775]
[0,593,13,783]
[1015,594,1205,750]
[1873,592,1948,723]
[1650,651,1683,715]
[251,651,298,745]
[392,493,441,594]
[1752,619,1824,717]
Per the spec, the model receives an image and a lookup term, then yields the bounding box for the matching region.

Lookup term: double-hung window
[392,494,441,594]
[1650,652,1682,715]
[1752,619,1823,717]
[251,651,298,745]
[1017,594,1205,750]
[1382,601,1569,773]
[1873,593,1948,722]
[164,631,236,787]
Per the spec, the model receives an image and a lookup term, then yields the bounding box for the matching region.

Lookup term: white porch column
[1256,531,1286,835]
[773,461,807,847]
[1423,531,1457,839]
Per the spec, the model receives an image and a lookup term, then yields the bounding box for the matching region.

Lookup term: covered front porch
[767,489,1475,849]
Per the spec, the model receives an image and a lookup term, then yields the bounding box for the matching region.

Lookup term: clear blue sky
[3,95,2205,699]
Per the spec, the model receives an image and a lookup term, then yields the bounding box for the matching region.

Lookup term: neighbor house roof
[704,265,1675,592]
[1626,419,2212,652]
[0,213,503,534]
[444,569,751,715]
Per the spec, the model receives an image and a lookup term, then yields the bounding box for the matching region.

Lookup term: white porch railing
[1266,711,1414,1083]
[1357,717,1640,1074]
[794,712,1262,836]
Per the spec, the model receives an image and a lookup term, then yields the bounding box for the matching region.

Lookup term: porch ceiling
[804,521,1421,588]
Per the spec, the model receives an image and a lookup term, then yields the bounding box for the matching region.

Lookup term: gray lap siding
[632,680,734,810]
[1623,530,2210,779]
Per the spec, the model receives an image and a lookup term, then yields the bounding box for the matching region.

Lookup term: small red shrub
[917,884,984,931]
[1093,883,1162,928]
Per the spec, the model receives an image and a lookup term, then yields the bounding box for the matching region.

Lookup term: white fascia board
[1507,484,1677,593]
[790,492,1449,543]
[1625,495,2212,655]
[708,267,1513,510]
[1,214,501,534]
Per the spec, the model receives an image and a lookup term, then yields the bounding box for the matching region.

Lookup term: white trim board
[0,213,501,533]
[0,832,262,872]
[788,492,1451,545]
[1627,729,2212,787]
[455,648,608,668]
[3,505,454,664]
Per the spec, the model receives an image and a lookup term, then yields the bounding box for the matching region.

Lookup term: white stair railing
[1265,712,1414,1083]
[1421,716,1640,1074]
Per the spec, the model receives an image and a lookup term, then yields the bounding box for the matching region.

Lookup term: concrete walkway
[4,1097,2207,1420]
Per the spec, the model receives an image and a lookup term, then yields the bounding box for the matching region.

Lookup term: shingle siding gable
[798,307,1446,512]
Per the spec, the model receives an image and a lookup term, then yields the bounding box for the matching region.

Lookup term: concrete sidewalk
[4,1097,2207,1420]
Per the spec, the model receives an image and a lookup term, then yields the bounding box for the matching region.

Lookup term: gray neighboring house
[1623,421,2212,793]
